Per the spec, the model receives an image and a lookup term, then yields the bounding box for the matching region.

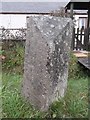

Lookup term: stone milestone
[22,15,73,111]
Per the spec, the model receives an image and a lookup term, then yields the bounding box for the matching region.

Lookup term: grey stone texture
[22,15,73,111]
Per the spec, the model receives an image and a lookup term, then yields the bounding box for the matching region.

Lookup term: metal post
[70,2,74,19]
[70,2,74,50]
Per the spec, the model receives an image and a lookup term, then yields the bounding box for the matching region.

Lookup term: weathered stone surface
[22,15,73,111]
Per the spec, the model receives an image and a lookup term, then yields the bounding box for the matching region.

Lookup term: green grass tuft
[1,73,88,118]
[49,77,88,118]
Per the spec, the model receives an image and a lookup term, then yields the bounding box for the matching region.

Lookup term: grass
[1,72,88,118]
[49,77,88,118]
